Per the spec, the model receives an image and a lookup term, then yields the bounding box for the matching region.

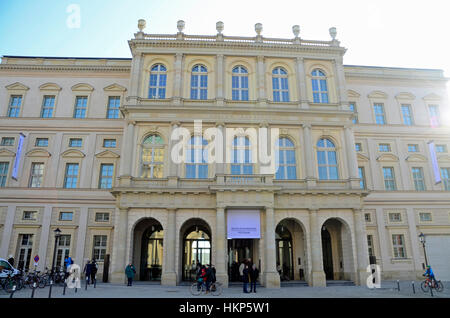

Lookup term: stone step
[326,280,355,286]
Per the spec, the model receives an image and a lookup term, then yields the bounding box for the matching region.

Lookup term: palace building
[0,20,449,288]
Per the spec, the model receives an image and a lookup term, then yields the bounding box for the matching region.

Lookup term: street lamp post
[51,228,62,276]
[418,232,428,268]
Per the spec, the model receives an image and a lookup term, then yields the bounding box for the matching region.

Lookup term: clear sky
[0,0,449,82]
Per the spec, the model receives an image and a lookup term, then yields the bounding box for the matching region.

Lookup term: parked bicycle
[0,273,16,293]
[421,276,444,293]
[190,281,223,296]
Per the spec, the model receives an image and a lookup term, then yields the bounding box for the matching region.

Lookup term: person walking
[242,264,250,293]
[205,264,213,293]
[83,260,92,284]
[249,263,259,293]
[125,263,136,286]
[239,261,245,282]
[91,259,98,284]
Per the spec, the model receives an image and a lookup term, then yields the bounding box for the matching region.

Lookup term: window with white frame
[441,167,450,190]
[317,138,338,180]
[106,96,120,119]
[64,163,79,188]
[35,138,48,147]
[99,164,114,189]
[275,137,297,180]
[412,167,426,191]
[103,139,116,148]
[59,212,73,221]
[141,134,164,178]
[1,137,14,146]
[383,167,396,191]
[231,136,253,175]
[41,95,55,118]
[22,211,36,220]
[373,103,386,125]
[367,235,374,257]
[355,143,362,152]
[95,212,110,222]
[436,144,447,153]
[419,212,432,222]
[272,67,289,102]
[392,234,406,258]
[364,213,371,222]
[358,167,366,189]
[0,162,9,187]
[190,65,208,100]
[7,95,22,117]
[56,235,71,268]
[186,136,208,179]
[401,104,414,126]
[69,138,82,147]
[311,69,328,103]
[231,66,249,101]
[148,64,167,99]
[93,235,107,261]
[408,144,419,152]
[349,102,358,123]
[73,96,88,118]
[17,234,33,270]
[379,143,391,152]
[428,105,440,127]
[389,212,402,222]
[29,163,44,188]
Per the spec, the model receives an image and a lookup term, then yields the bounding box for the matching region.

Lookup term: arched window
[232,66,249,101]
[311,69,328,103]
[276,137,297,180]
[141,134,164,178]
[190,65,208,100]
[231,136,252,174]
[148,64,167,99]
[186,136,208,178]
[272,67,289,102]
[317,138,338,180]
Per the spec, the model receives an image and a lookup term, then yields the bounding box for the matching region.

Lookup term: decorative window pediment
[376,154,399,162]
[437,154,450,162]
[368,90,388,99]
[405,154,427,162]
[71,83,94,92]
[5,82,29,91]
[347,89,360,98]
[95,150,120,158]
[61,149,85,158]
[39,83,62,91]
[423,93,441,101]
[357,153,370,162]
[0,148,16,157]
[103,83,127,92]
[26,149,51,158]
[395,92,415,100]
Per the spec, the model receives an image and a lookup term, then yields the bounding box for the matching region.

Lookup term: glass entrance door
[227,239,253,282]
[182,227,211,281]
[140,224,164,281]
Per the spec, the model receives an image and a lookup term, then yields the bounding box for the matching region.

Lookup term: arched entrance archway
[180,218,212,282]
[321,218,355,282]
[276,223,294,280]
[132,218,164,282]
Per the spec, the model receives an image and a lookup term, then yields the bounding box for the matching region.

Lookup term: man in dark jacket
[249,264,259,293]
[91,259,98,284]
[83,260,92,284]
[242,265,250,293]
[205,264,213,293]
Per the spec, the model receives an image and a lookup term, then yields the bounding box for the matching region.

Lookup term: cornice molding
[0,64,131,73]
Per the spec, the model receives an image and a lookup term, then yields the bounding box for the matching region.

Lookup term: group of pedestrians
[239,258,259,293]
[82,259,99,284]
[195,262,216,293]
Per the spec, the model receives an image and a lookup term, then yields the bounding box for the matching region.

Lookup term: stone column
[161,208,177,285]
[396,137,410,190]
[37,205,52,271]
[0,205,16,258]
[333,57,348,110]
[353,209,370,286]
[257,55,266,105]
[173,53,183,104]
[216,54,224,105]
[302,124,316,187]
[74,207,88,266]
[110,207,129,283]
[296,57,309,109]
[215,207,228,286]
[129,52,143,102]
[119,121,135,180]
[405,207,422,277]
[215,123,225,175]
[168,122,180,177]
[344,126,360,188]
[263,207,280,288]
[309,209,326,286]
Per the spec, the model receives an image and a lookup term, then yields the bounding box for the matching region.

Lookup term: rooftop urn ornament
[216,21,224,34]
[255,23,263,42]
[329,27,337,40]
[138,19,146,32]
[177,20,185,33]
[292,25,301,44]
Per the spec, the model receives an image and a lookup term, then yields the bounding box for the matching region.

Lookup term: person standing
[205,264,213,293]
[91,259,98,284]
[125,263,136,286]
[249,264,259,293]
[239,261,245,282]
[83,260,92,284]
[7,255,14,267]
[242,264,250,293]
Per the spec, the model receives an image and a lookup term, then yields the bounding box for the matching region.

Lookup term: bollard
[48,280,53,298]
[63,282,66,295]
[85,276,88,290]
[10,285,16,299]
[94,276,96,288]
[75,286,77,293]
[31,282,37,298]
[412,281,415,294]
[397,280,400,291]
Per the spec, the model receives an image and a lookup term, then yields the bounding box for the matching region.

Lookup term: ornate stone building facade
[0,21,449,288]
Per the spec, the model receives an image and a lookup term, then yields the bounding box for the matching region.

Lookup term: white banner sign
[428,141,441,184]
[227,210,260,239]
[12,133,25,180]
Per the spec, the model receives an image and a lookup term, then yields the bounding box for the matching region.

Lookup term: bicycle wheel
[190,282,203,296]
[435,281,444,292]
[211,283,223,296]
[4,278,15,293]
[38,275,47,288]
[420,280,429,293]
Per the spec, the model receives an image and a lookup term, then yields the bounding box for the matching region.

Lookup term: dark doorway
[140,223,163,281]
[227,239,253,282]
[321,227,334,280]
[276,224,294,281]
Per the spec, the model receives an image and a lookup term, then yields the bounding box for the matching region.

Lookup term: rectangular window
[419,212,432,222]
[373,103,386,125]
[379,144,391,152]
[1,137,14,146]
[364,213,371,222]
[389,212,402,222]
[383,167,396,191]
[355,143,362,152]
[17,234,33,270]
[429,105,440,127]
[349,102,358,123]
[35,138,49,147]
[392,234,406,258]
[7,95,22,117]
[99,164,114,189]
[29,163,44,188]
[0,162,9,187]
[358,167,366,189]
[41,95,55,118]
[106,96,120,119]
[74,96,88,118]
[367,235,374,257]
[408,144,418,152]
[59,212,73,221]
[64,163,79,188]
[93,235,107,261]
[95,212,110,222]
[401,104,413,126]
[56,235,71,268]
[436,145,447,153]
[441,167,450,190]
[69,138,82,147]
[412,167,426,191]
[22,211,36,220]
[103,139,116,148]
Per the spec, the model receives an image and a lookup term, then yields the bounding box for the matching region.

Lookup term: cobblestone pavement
[2,280,449,298]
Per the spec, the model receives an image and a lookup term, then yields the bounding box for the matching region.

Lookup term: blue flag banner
[12,133,25,180]
[428,141,441,184]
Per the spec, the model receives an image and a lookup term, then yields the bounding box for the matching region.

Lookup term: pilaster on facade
[308,209,326,287]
